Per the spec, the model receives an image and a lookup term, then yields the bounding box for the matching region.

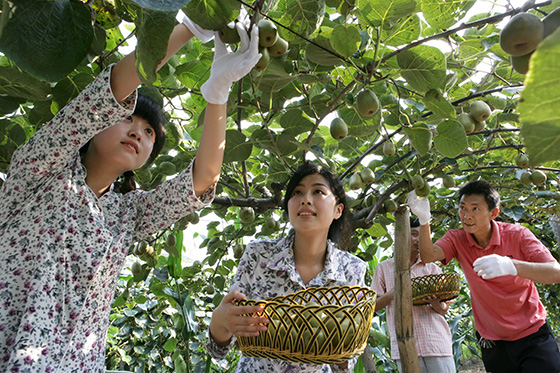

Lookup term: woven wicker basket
[236,286,377,364]
[411,273,461,306]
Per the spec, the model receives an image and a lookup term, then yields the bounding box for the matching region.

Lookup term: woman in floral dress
[0,18,261,372]
[207,163,367,372]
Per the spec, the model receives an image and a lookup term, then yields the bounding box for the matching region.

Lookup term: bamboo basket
[411,273,461,306]
[236,286,377,364]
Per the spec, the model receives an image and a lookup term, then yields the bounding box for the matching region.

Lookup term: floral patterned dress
[0,65,214,373]
[207,235,367,372]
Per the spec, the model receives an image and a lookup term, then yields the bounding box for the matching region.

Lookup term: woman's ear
[333,202,344,220]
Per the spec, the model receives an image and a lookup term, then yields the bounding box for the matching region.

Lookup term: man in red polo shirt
[408,180,560,372]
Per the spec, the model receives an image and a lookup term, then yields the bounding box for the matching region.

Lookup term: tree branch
[379,1,552,64]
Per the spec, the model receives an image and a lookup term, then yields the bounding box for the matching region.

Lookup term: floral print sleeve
[121,159,215,241]
[206,240,258,359]
[3,65,134,202]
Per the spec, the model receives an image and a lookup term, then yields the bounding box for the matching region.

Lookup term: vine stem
[339,127,403,180]
[235,77,250,197]
[379,1,552,64]
[304,81,357,145]
[460,165,560,172]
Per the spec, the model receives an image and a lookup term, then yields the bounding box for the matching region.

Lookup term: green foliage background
[2,0,560,371]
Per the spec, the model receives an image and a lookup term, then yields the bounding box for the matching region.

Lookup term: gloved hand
[224,6,251,31]
[200,23,261,105]
[473,254,517,279]
[407,190,431,225]
[181,14,214,43]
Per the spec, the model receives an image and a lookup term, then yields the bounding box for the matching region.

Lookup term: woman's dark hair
[80,93,167,194]
[118,94,166,193]
[458,180,500,210]
[283,162,347,243]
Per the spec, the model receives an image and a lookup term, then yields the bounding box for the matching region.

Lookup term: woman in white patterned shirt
[207,163,367,372]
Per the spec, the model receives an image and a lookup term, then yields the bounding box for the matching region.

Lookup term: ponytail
[116,171,137,194]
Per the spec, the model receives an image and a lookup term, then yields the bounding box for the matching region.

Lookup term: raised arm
[408,191,446,263]
[110,23,194,102]
[190,24,261,196]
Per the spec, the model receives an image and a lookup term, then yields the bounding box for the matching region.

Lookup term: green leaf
[358,0,417,28]
[421,0,476,29]
[279,110,315,134]
[52,73,94,114]
[0,0,93,82]
[277,133,299,156]
[132,0,190,11]
[366,222,388,237]
[331,25,361,58]
[278,0,326,42]
[255,59,297,93]
[434,119,468,158]
[383,14,422,47]
[397,45,447,92]
[340,106,381,138]
[113,296,126,308]
[519,29,560,166]
[502,206,526,222]
[305,36,343,66]
[182,293,198,333]
[163,337,178,352]
[0,119,27,168]
[174,355,188,373]
[403,122,433,156]
[183,0,240,30]
[0,67,51,100]
[422,89,456,119]
[135,9,177,86]
[224,130,252,163]
[0,96,24,116]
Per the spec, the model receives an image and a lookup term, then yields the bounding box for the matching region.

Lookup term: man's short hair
[410,217,420,228]
[458,180,500,210]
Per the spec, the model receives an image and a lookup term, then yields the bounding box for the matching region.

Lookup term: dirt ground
[457,358,485,373]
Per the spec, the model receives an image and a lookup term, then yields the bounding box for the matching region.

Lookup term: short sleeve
[435,231,457,265]
[371,262,387,295]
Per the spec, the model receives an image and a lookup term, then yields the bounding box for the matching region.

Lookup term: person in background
[0,16,260,371]
[207,163,367,372]
[408,180,560,372]
[372,217,455,373]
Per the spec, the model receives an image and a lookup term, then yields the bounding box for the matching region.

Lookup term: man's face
[459,194,498,235]
[410,227,420,261]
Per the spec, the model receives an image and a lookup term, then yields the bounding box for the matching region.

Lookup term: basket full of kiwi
[235,286,377,364]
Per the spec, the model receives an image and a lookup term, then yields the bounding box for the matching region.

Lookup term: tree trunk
[361,348,378,373]
[394,207,419,372]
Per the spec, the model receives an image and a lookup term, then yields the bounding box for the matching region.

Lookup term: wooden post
[394,206,419,372]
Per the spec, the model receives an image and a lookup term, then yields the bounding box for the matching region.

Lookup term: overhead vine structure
[1,0,560,371]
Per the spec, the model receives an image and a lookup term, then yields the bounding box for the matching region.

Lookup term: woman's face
[87,115,156,173]
[287,173,344,236]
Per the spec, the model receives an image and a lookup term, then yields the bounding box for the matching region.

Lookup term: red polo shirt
[436,220,554,341]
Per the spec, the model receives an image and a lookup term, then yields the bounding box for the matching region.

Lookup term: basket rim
[236,285,377,309]
[411,272,460,306]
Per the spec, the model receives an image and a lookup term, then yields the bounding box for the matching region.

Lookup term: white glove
[181,14,214,43]
[224,6,251,30]
[200,23,261,105]
[407,190,431,225]
[473,254,517,279]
